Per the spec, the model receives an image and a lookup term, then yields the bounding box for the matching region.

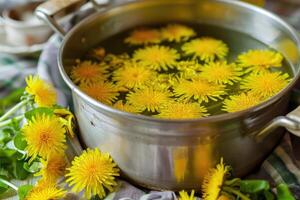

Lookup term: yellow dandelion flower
[66,148,120,199]
[126,87,171,112]
[178,190,196,200]
[133,45,180,71]
[113,100,139,113]
[241,72,290,99]
[222,92,263,113]
[182,38,229,62]
[237,49,283,73]
[161,24,196,42]
[125,28,162,45]
[199,61,243,85]
[113,61,155,89]
[202,158,230,200]
[173,79,226,103]
[175,60,201,79]
[70,60,107,85]
[104,53,130,69]
[147,73,178,90]
[25,184,66,200]
[54,108,75,138]
[25,75,57,107]
[35,152,67,182]
[80,82,119,105]
[22,114,66,160]
[157,102,209,119]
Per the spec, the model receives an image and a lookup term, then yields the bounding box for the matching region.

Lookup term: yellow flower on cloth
[202,158,230,200]
[70,60,108,85]
[161,24,196,42]
[25,183,66,200]
[113,100,139,113]
[113,61,156,89]
[54,108,76,138]
[126,86,172,112]
[178,190,196,200]
[35,152,67,183]
[125,28,162,45]
[222,92,263,113]
[133,45,180,71]
[237,49,283,73]
[25,75,57,107]
[22,114,66,160]
[199,61,243,85]
[157,101,209,119]
[241,71,290,99]
[182,38,229,62]
[66,148,120,199]
[80,82,119,105]
[173,79,226,103]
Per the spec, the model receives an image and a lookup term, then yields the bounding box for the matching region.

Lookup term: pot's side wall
[73,92,287,190]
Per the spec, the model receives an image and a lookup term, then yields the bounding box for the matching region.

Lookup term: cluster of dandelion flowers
[25,184,66,200]
[70,60,108,85]
[182,37,229,62]
[173,79,226,103]
[237,49,283,73]
[113,61,156,89]
[66,148,120,199]
[241,71,290,99]
[161,24,196,42]
[80,82,119,105]
[126,87,172,112]
[125,28,162,45]
[133,45,180,71]
[222,92,263,113]
[22,114,66,160]
[157,102,209,119]
[25,75,57,107]
[202,158,230,200]
[199,61,243,85]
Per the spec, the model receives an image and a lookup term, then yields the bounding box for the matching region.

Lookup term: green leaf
[25,107,54,121]
[13,133,27,150]
[277,183,295,200]
[264,190,275,200]
[240,180,270,194]
[14,160,30,180]
[18,184,33,200]
[23,161,40,173]
[0,181,9,194]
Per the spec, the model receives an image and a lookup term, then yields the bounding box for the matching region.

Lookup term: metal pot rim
[58,0,300,124]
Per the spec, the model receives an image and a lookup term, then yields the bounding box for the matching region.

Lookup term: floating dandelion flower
[199,61,243,85]
[104,53,131,70]
[80,82,119,105]
[125,28,162,45]
[161,24,196,42]
[222,92,262,113]
[202,158,230,200]
[173,79,226,103]
[70,60,107,85]
[22,115,66,160]
[90,47,106,60]
[66,148,120,199]
[237,49,283,73]
[25,75,57,107]
[35,152,67,182]
[25,184,66,200]
[127,87,171,112]
[157,102,209,119]
[113,61,155,89]
[133,45,180,71]
[241,72,290,99]
[113,100,139,113]
[178,190,196,200]
[182,38,229,62]
[176,60,201,79]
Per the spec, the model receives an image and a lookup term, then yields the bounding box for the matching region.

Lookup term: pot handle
[256,105,300,140]
[35,0,109,37]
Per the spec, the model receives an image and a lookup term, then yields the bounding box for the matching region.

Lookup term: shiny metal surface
[37,0,300,190]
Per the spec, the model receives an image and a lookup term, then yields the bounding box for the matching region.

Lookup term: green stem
[0,99,30,122]
[223,186,251,200]
[0,178,18,191]
[0,115,23,128]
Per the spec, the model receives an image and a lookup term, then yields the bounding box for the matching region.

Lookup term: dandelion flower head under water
[161,24,196,42]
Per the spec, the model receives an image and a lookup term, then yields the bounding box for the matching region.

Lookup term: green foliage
[24,107,54,121]
[18,184,33,200]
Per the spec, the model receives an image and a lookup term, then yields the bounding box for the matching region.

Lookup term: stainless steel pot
[36,0,300,190]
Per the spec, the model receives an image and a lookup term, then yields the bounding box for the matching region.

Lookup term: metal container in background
[36,0,300,190]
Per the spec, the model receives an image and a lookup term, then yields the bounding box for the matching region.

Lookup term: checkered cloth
[1,0,300,199]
